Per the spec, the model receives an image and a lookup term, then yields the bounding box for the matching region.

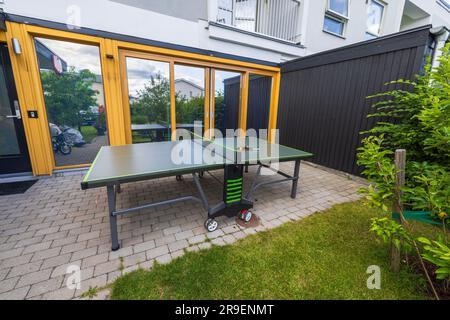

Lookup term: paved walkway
[0,163,364,300]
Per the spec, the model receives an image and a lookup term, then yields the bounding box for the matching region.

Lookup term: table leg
[291,160,301,199]
[107,185,120,251]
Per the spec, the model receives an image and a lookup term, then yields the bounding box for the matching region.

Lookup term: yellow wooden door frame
[3,21,281,175]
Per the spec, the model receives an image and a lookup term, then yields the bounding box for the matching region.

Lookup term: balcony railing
[216,0,301,44]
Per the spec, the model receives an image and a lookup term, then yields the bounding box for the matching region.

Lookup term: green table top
[81,138,313,189]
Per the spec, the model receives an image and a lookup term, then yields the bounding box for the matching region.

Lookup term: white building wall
[1,0,304,63]
[175,80,204,99]
[1,0,449,62]
[302,0,450,55]
[302,0,404,55]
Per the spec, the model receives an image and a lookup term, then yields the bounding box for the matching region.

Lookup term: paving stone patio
[0,162,364,300]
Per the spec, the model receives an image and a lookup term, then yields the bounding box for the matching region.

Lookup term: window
[217,0,233,25]
[327,0,349,18]
[217,0,257,32]
[174,65,206,137]
[324,15,345,36]
[125,57,171,143]
[34,38,108,167]
[440,0,450,9]
[366,0,385,39]
[323,0,349,37]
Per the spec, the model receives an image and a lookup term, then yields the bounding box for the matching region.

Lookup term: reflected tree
[41,67,98,130]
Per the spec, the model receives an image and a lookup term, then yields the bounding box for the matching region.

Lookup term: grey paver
[16,269,52,288]
[8,261,42,278]
[0,276,19,294]
[146,245,169,260]
[0,162,364,300]
[27,276,64,298]
[0,285,30,300]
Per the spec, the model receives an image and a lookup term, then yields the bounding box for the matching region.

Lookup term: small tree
[41,67,98,130]
[130,73,171,125]
[357,44,450,297]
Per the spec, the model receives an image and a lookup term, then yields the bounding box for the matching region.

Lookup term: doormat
[0,180,38,196]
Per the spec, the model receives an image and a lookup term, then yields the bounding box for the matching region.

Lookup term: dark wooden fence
[277,25,434,176]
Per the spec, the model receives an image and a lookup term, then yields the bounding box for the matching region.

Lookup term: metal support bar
[245,165,262,199]
[105,173,212,251]
[245,160,301,200]
[113,196,202,216]
[107,185,119,251]
[192,173,210,210]
[291,160,301,199]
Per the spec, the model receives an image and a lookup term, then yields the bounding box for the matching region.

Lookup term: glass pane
[246,74,272,139]
[441,0,450,9]
[234,0,257,31]
[126,57,171,143]
[367,1,384,36]
[217,0,233,24]
[35,38,107,167]
[324,16,344,35]
[329,0,348,16]
[214,70,241,138]
[174,65,205,138]
[365,32,377,40]
[0,64,20,156]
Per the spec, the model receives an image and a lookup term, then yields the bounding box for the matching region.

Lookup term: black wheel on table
[204,218,218,232]
[176,175,183,181]
[240,209,253,222]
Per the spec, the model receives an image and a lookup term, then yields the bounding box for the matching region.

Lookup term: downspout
[429,26,450,70]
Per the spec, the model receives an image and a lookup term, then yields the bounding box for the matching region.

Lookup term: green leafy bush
[417,237,450,281]
[359,44,450,289]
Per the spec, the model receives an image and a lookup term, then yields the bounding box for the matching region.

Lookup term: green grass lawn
[110,201,434,300]
[80,126,98,144]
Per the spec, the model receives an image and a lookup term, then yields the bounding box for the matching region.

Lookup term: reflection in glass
[324,15,344,36]
[0,63,20,156]
[214,70,241,137]
[174,64,205,138]
[247,74,272,139]
[366,0,384,37]
[35,38,107,167]
[329,0,349,17]
[126,58,171,143]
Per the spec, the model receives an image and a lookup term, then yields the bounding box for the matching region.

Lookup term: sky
[36,37,242,97]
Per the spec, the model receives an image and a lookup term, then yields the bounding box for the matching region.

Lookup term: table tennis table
[81,138,312,251]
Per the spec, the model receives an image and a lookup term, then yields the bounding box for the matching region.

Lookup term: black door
[0,43,31,174]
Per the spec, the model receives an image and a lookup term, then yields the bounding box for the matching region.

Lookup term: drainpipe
[429,26,450,70]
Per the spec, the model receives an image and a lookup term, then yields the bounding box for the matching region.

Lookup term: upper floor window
[438,0,450,11]
[217,0,257,32]
[440,0,450,8]
[216,0,302,43]
[327,0,349,18]
[323,0,349,37]
[366,0,385,39]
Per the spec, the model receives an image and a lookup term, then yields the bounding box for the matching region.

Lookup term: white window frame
[217,0,257,31]
[323,0,349,38]
[323,14,347,38]
[437,0,450,13]
[365,0,386,39]
[326,0,350,20]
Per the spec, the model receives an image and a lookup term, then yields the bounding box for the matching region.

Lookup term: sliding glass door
[123,56,171,143]
[120,50,274,144]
